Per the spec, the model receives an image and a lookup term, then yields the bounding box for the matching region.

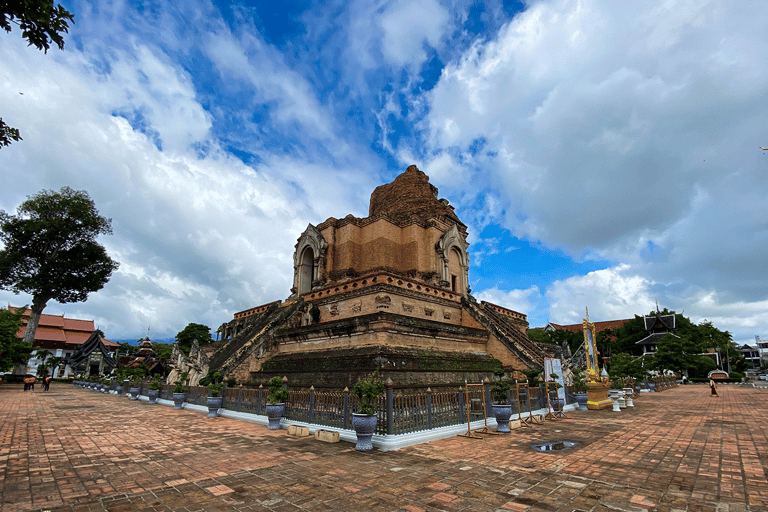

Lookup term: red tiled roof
[23,325,67,342]
[101,338,120,348]
[7,305,99,346]
[63,318,96,331]
[65,331,93,345]
[547,319,632,333]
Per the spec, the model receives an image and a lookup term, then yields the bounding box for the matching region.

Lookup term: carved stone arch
[435,224,470,295]
[292,224,328,296]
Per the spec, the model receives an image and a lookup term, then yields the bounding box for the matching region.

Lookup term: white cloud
[545,265,655,325]
[379,0,450,68]
[0,8,374,339]
[475,286,541,316]
[415,0,768,341]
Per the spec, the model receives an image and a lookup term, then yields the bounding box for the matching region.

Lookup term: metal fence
[96,379,562,436]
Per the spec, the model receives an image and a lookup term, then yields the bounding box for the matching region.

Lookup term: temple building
[7,306,118,377]
[117,336,167,377]
[173,165,562,387]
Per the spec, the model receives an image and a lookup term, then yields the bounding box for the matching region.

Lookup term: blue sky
[1,0,767,345]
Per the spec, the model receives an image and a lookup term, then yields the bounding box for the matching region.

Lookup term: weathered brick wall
[369,165,463,228]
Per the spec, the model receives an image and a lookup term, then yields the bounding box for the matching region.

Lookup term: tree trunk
[22,296,50,344]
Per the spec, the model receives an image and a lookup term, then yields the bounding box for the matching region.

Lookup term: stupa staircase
[461,296,548,369]
[208,298,304,377]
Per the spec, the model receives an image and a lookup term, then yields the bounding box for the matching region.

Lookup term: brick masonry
[1,382,766,511]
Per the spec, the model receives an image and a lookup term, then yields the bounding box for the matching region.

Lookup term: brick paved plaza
[1,383,767,512]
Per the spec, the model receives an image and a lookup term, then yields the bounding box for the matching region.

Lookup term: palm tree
[46,356,63,378]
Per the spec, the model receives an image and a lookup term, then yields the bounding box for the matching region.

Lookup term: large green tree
[151,342,172,360]
[0,187,119,343]
[1,1,74,148]
[174,323,213,356]
[0,306,32,371]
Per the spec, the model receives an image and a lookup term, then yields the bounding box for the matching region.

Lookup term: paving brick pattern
[1,383,766,511]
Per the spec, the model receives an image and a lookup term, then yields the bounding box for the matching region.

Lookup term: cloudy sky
[1,0,767,345]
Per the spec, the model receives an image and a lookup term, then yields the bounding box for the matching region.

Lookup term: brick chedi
[188,165,562,388]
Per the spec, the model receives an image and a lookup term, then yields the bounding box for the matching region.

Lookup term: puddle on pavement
[530,440,578,452]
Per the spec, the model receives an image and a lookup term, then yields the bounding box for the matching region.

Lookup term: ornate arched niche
[291,224,328,296]
[435,224,470,295]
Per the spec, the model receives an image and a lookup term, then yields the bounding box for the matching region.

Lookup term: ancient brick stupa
[173,165,561,388]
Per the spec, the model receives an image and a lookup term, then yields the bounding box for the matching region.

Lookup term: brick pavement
[1,383,766,512]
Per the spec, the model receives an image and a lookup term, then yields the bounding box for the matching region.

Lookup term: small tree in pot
[206,371,224,417]
[351,370,386,451]
[265,376,288,430]
[172,372,189,410]
[571,368,589,410]
[490,369,513,433]
[147,376,162,404]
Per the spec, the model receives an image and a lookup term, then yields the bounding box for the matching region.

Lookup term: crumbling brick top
[368,165,465,228]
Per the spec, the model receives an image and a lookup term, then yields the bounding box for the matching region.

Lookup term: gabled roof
[544,319,632,334]
[644,312,676,332]
[64,331,117,370]
[8,306,96,345]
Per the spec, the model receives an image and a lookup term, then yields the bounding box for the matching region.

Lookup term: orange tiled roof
[63,318,95,331]
[21,325,67,342]
[64,331,93,345]
[7,306,99,346]
[547,319,632,333]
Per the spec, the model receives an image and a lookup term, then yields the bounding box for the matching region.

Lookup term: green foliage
[151,342,172,360]
[528,328,584,355]
[148,376,162,391]
[174,323,212,356]
[45,356,62,376]
[687,355,717,379]
[527,328,554,344]
[0,187,119,343]
[490,369,510,404]
[571,368,587,392]
[352,371,385,416]
[117,361,149,384]
[267,376,288,404]
[207,371,223,397]
[0,306,32,371]
[36,363,48,377]
[0,119,22,148]
[1,1,75,148]
[1,0,74,52]
[524,369,541,386]
[603,310,738,378]
[119,342,137,357]
[608,353,646,380]
[173,372,189,394]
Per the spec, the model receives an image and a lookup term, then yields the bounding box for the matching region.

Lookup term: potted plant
[129,379,141,400]
[265,376,288,429]
[571,368,589,410]
[351,370,386,451]
[147,377,162,404]
[490,369,513,433]
[206,371,224,417]
[172,372,189,410]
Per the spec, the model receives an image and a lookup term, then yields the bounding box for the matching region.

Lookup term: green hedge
[689,377,743,383]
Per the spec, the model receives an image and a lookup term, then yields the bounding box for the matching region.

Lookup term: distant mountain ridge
[112,338,175,345]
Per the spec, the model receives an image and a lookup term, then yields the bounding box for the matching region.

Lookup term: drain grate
[531,440,578,452]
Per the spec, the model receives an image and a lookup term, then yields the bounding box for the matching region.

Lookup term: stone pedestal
[586,380,613,410]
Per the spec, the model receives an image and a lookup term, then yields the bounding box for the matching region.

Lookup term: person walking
[709,378,718,396]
